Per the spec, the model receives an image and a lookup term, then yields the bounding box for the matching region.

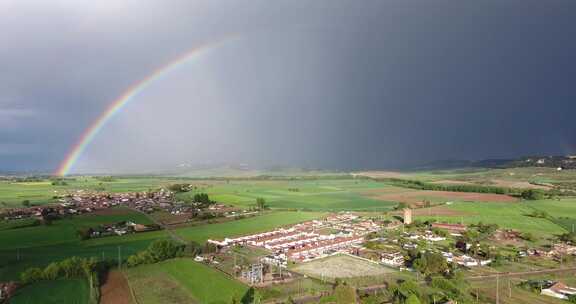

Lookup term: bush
[43,262,61,280]
[126,239,184,267]
[21,268,43,284]
[521,189,545,200]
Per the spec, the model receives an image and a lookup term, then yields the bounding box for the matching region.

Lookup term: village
[197,207,576,301]
[0,188,243,225]
[3,186,576,302]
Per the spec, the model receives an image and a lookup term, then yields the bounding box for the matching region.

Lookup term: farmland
[174,211,326,244]
[125,258,248,304]
[416,201,567,237]
[2,172,576,303]
[10,279,90,304]
[0,208,168,280]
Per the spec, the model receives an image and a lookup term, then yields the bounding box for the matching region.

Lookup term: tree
[21,267,43,284]
[22,200,31,207]
[256,197,267,210]
[391,280,420,303]
[147,240,184,262]
[413,252,449,276]
[521,189,545,200]
[333,281,357,304]
[43,262,61,280]
[77,228,93,240]
[193,193,214,207]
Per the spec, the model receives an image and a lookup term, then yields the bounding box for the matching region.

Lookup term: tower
[403,208,413,225]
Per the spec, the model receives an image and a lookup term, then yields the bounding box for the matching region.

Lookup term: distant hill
[410,155,576,171]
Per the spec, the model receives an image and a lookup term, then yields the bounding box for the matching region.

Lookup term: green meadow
[181,179,398,211]
[10,279,90,304]
[0,208,168,280]
[419,201,567,237]
[174,211,326,244]
[126,258,248,304]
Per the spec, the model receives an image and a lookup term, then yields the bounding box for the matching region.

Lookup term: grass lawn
[174,211,326,243]
[126,258,248,304]
[10,279,90,304]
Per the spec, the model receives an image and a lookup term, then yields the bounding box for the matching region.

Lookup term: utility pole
[16,248,20,261]
[118,246,122,269]
[496,274,500,304]
[508,279,512,298]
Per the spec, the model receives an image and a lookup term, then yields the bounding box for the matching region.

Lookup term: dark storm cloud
[1,0,575,173]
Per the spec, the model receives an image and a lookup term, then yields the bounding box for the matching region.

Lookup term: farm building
[541,282,576,300]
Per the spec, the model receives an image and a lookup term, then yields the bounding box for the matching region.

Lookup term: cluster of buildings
[1,188,241,225]
[519,243,576,260]
[0,282,17,303]
[209,213,382,266]
[88,221,159,238]
[541,281,576,300]
[0,189,175,221]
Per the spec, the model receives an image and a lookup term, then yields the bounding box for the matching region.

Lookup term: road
[467,266,576,281]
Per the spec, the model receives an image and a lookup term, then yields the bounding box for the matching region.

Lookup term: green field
[0,208,168,280]
[0,177,399,211]
[10,279,90,304]
[419,201,567,237]
[126,258,249,304]
[174,211,326,243]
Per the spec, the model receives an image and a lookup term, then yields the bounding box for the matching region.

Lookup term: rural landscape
[2,1,575,303]
[2,162,576,303]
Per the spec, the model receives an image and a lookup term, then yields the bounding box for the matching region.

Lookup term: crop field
[364,189,518,204]
[0,208,168,280]
[185,179,400,211]
[358,167,576,189]
[10,279,90,304]
[291,254,396,279]
[174,211,326,244]
[125,258,248,304]
[417,201,567,237]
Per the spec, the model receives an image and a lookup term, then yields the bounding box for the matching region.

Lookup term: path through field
[100,271,133,304]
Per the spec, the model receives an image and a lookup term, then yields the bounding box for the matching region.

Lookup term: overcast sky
[1,0,575,173]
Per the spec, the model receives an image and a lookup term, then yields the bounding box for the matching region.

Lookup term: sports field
[126,258,248,304]
[292,254,395,279]
[10,279,90,304]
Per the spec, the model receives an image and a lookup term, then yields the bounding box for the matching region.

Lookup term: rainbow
[55,38,236,176]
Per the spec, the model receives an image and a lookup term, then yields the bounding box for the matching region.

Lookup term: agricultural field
[173,211,326,244]
[0,208,168,280]
[358,167,576,191]
[10,279,91,304]
[125,258,249,304]
[180,179,400,211]
[416,201,567,237]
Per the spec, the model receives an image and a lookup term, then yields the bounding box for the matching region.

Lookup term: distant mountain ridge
[412,155,576,170]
